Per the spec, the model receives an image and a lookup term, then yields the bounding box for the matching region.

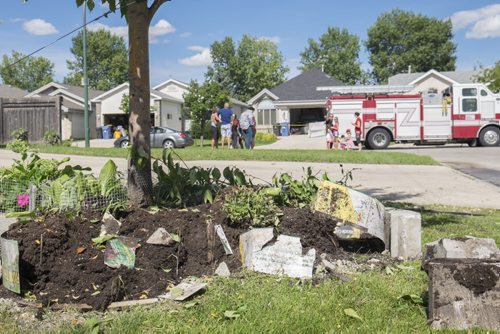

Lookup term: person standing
[231,115,241,149]
[240,107,254,149]
[210,107,220,150]
[332,116,340,150]
[352,112,362,151]
[218,102,233,148]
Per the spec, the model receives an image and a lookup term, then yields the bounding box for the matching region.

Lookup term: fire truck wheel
[478,126,500,147]
[367,128,391,149]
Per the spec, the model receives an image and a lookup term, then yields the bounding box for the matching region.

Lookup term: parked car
[114,126,194,149]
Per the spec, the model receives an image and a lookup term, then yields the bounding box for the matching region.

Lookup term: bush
[43,130,61,145]
[255,132,277,143]
[6,139,29,154]
[190,121,213,140]
[223,187,282,227]
[11,128,28,141]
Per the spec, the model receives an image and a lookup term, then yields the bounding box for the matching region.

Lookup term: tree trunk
[127,1,153,207]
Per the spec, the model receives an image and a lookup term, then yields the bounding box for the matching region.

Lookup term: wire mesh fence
[0,177,128,214]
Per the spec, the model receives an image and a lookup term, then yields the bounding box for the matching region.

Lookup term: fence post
[28,183,36,213]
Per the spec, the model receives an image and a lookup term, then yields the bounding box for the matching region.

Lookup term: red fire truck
[319,83,500,149]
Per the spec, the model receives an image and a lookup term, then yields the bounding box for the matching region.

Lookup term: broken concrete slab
[0,214,17,237]
[242,234,316,279]
[239,228,274,268]
[428,259,500,331]
[215,262,230,277]
[423,237,499,270]
[99,212,122,237]
[314,181,386,245]
[1,237,20,293]
[108,298,160,310]
[146,227,174,246]
[215,224,233,255]
[319,254,352,282]
[158,278,207,301]
[385,209,422,260]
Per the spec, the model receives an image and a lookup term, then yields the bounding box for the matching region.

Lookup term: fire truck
[318,83,500,149]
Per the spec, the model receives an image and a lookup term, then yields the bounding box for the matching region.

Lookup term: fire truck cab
[320,83,500,149]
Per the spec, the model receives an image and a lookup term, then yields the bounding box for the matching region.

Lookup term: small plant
[223,187,282,227]
[255,132,277,143]
[7,128,29,153]
[43,130,61,145]
[11,128,28,141]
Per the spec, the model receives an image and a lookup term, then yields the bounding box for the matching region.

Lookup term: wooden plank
[107,298,160,309]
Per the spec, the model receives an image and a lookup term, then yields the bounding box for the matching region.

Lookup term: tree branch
[148,0,169,23]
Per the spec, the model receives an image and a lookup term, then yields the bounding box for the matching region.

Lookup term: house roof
[153,78,189,91]
[269,68,344,102]
[92,82,183,103]
[229,97,249,108]
[26,82,105,100]
[0,84,28,98]
[388,70,480,86]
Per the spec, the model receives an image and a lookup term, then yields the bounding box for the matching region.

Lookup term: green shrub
[223,187,282,227]
[11,128,28,141]
[43,130,61,145]
[255,132,277,143]
[6,139,29,154]
[190,121,213,139]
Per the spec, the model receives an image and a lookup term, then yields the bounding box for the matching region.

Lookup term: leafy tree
[474,60,500,93]
[75,0,170,207]
[207,35,288,102]
[300,27,363,85]
[183,79,229,142]
[366,9,456,83]
[0,51,54,92]
[64,29,128,91]
[119,93,129,114]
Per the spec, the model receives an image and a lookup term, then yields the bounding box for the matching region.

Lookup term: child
[326,127,334,149]
[352,112,362,151]
[339,135,347,150]
[345,129,355,150]
[332,116,339,149]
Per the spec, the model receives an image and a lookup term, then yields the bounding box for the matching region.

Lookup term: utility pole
[83,0,90,147]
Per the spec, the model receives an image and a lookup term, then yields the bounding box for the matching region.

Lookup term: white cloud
[88,22,128,38]
[465,14,500,39]
[450,4,500,39]
[149,19,176,43]
[180,32,192,38]
[179,46,212,66]
[258,36,281,44]
[23,19,58,36]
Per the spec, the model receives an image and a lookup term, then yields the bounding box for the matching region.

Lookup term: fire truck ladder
[317,85,414,95]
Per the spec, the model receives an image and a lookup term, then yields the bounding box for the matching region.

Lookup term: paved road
[1,149,499,209]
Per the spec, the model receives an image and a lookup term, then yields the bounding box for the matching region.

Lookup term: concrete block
[239,228,274,268]
[146,227,174,246]
[99,212,121,236]
[386,209,421,260]
[428,259,500,331]
[215,262,230,277]
[425,237,498,261]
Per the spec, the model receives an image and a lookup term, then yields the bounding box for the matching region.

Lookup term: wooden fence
[0,97,61,144]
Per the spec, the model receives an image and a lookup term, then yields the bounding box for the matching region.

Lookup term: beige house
[26,82,103,140]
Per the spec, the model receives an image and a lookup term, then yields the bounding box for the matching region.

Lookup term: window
[462,98,477,112]
[481,89,489,97]
[257,109,277,125]
[462,88,477,96]
[167,113,172,119]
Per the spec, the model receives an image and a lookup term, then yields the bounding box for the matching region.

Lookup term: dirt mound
[2,205,340,310]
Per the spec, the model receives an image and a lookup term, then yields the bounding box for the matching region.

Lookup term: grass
[2,205,497,333]
[25,144,438,165]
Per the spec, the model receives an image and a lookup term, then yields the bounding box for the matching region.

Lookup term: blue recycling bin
[280,123,289,136]
[102,126,113,139]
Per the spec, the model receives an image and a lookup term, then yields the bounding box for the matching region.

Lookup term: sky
[0,0,499,87]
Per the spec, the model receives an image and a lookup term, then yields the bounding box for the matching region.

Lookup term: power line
[4,1,135,69]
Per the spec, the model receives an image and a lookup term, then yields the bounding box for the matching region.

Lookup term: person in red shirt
[352,112,362,151]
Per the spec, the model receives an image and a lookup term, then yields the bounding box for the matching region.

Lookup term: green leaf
[91,234,116,246]
[398,294,424,305]
[5,211,35,219]
[224,310,240,319]
[211,168,221,180]
[168,233,181,243]
[344,308,363,321]
[184,301,198,309]
[203,189,214,204]
[385,266,395,276]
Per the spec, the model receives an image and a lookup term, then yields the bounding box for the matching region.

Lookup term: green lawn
[27,144,438,165]
[2,206,498,333]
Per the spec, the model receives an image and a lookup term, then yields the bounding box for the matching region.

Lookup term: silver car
[114,126,194,149]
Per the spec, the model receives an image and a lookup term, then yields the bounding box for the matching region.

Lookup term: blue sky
[1,0,499,87]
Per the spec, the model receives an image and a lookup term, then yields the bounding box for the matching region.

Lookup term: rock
[215,262,231,277]
[242,234,316,279]
[423,237,499,270]
[146,228,174,246]
[385,209,422,260]
[214,225,233,255]
[428,259,500,331]
[313,181,386,245]
[367,258,381,264]
[239,228,274,268]
[319,254,352,282]
[108,298,159,309]
[99,212,121,237]
[158,278,207,301]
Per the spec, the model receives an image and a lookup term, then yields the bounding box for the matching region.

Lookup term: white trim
[273,100,326,107]
[91,82,129,102]
[25,82,66,97]
[408,69,458,86]
[153,78,189,91]
[48,88,86,106]
[248,88,279,105]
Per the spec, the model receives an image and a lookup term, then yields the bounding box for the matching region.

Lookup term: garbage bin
[96,127,103,139]
[102,126,113,139]
[272,124,281,137]
[280,123,289,137]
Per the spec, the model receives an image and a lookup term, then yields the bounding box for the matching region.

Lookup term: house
[0,84,28,98]
[26,82,104,140]
[153,78,249,131]
[92,82,185,132]
[248,68,344,133]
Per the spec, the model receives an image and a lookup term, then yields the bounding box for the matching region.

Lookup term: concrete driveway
[1,149,499,209]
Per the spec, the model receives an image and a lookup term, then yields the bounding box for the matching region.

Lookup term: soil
[452,263,499,295]
[1,204,344,310]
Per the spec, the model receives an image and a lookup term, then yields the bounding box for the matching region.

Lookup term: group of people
[210,102,256,150]
[325,112,362,151]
